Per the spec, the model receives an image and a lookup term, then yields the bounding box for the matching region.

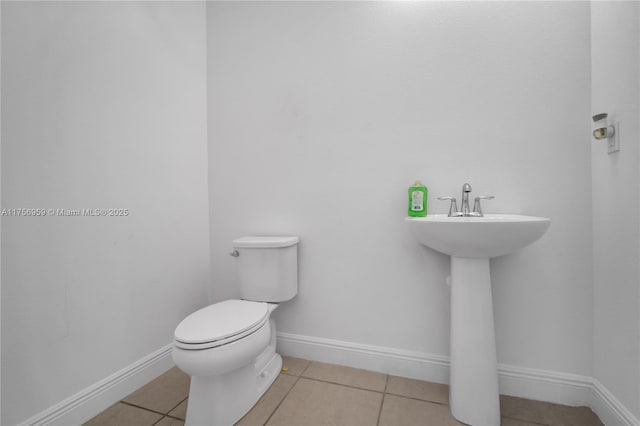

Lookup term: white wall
[1,2,210,424]
[1,3,3,423]
[591,1,640,419]
[207,1,593,375]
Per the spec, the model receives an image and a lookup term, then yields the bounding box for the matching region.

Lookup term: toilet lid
[174,300,269,349]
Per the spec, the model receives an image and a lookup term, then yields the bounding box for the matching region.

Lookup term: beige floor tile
[379,394,463,426]
[266,377,382,426]
[281,356,310,376]
[123,367,190,414]
[83,403,162,426]
[500,395,603,426]
[386,375,449,405]
[155,417,185,426]
[301,361,387,392]
[168,399,188,420]
[236,374,298,426]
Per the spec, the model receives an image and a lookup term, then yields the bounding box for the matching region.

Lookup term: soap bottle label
[411,191,424,211]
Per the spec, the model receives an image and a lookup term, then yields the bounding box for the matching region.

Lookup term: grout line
[299,360,312,377]
[165,396,188,417]
[293,375,387,395]
[151,415,167,426]
[376,375,390,426]
[122,403,185,425]
[383,390,450,407]
[119,401,174,418]
[164,412,187,422]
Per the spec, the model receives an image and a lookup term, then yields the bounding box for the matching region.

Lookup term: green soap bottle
[408,180,428,217]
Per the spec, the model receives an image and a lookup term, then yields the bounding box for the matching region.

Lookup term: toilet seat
[174,299,269,350]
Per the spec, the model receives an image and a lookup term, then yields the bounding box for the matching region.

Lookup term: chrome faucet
[438,183,494,217]
[461,183,472,216]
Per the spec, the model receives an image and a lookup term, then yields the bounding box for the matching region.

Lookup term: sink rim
[405,213,551,258]
[405,213,551,223]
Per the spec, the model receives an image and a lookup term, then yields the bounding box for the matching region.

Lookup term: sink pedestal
[405,214,551,426]
[449,257,500,426]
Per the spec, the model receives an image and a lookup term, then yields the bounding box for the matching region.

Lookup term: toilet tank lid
[233,236,299,248]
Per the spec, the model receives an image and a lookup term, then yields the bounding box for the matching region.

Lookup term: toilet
[172,236,299,426]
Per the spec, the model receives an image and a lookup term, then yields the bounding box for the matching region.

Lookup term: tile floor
[85,357,603,426]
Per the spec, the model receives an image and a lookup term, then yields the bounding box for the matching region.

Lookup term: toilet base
[184,319,282,426]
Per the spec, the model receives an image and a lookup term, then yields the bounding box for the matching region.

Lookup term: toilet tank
[232,236,299,302]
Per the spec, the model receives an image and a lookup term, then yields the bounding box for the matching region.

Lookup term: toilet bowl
[173,300,281,425]
[172,236,299,426]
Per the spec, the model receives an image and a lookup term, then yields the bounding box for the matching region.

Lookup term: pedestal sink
[405,214,550,426]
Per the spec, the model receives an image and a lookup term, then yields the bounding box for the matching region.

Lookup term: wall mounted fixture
[592,113,620,154]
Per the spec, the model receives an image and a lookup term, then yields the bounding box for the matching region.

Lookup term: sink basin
[405,214,550,258]
[405,213,550,426]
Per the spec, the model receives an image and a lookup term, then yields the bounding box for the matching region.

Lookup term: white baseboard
[592,379,640,426]
[277,331,639,426]
[497,363,593,407]
[19,344,175,426]
[276,331,451,384]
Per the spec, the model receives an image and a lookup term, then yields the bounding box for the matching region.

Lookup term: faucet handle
[472,195,495,217]
[437,196,462,217]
